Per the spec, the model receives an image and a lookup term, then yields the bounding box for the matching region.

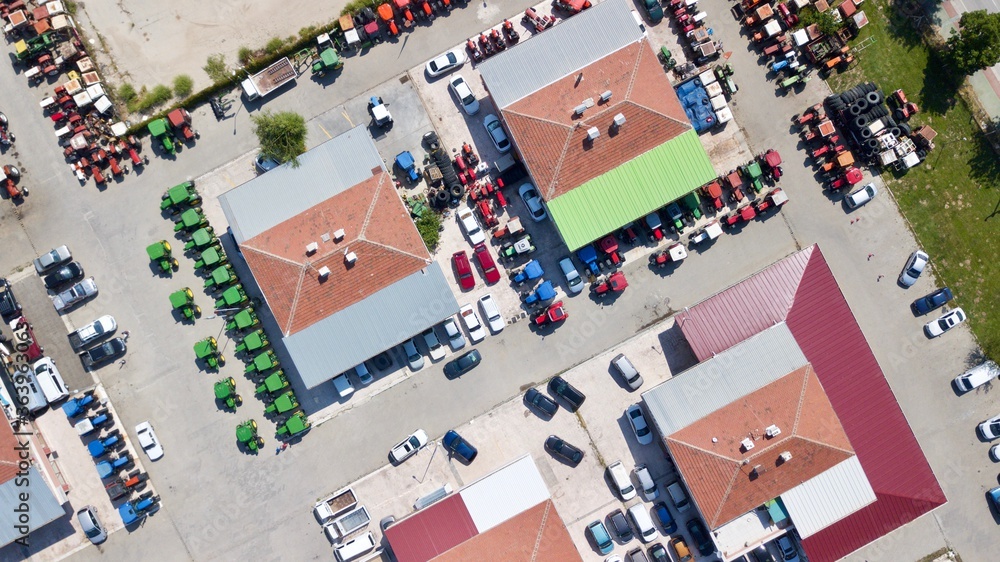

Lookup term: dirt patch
[75,0,342,92]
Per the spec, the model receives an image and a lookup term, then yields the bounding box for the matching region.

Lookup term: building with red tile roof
[477,0,717,250]
[643,245,945,562]
[220,126,459,388]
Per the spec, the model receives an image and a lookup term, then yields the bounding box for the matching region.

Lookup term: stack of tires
[825,82,903,161]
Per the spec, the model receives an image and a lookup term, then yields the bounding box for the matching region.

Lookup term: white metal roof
[781,456,876,538]
[0,467,64,547]
[477,0,643,109]
[641,323,808,437]
[460,454,550,532]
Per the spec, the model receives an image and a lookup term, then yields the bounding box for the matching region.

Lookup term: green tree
[947,10,1000,76]
[173,74,194,98]
[251,111,307,166]
[203,53,230,83]
[797,6,840,37]
[416,212,441,251]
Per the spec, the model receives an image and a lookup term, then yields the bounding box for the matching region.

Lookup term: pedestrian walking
[122,330,131,342]
[867,253,874,261]
[281,442,289,452]
[877,275,884,282]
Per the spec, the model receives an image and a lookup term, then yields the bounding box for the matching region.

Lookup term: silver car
[845,182,877,208]
[401,338,425,371]
[483,114,511,153]
[34,245,72,274]
[898,250,928,287]
[77,505,107,544]
[448,75,480,116]
[52,277,98,312]
[421,327,446,362]
[558,257,583,294]
[441,317,466,351]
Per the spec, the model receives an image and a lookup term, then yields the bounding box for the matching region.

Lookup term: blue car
[442,430,478,464]
[653,501,677,534]
[911,287,953,315]
[989,487,1000,512]
[586,520,614,554]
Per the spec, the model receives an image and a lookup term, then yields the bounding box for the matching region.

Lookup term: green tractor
[160,181,200,213]
[277,411,311,437]
[255,370,289,395]
[194,337,225,370]
[236,419,263,452]
[169,288,201,320]
[146,240,179,274]
[214,377,242,409]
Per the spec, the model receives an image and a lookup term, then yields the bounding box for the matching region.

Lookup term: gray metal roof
[781,456,876,538]
[477,0,644,109]
[0,466,64,547]
[642,323,808,437]
[285,262,459,389]
[220,125,386,244]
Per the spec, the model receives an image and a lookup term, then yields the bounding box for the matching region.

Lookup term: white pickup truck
[313,487,357,524]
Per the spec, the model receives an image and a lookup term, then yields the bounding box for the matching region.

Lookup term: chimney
[587,127,600,141]
[305,242,319,255]
[574,103,588,116]
[740,438,755,452]
[613,113,626,128]
[750,464,764,479]
[344,249,357,265]
[778,451,793,464]
[317,266,331,280]
[333,228,345,242]
[765,425,781,438]
[600,90,613,103]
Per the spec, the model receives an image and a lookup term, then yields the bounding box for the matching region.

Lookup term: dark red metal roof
[678,245,945,562]
[384,494,478,562]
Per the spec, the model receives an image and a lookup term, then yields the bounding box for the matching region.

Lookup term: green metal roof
[546,129,716,250]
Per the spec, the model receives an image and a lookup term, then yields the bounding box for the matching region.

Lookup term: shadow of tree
[920,48,964,115]
[968,129,1000,191]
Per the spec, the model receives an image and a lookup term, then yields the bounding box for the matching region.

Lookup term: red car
[452,251,476,291]
[473,243,501,285]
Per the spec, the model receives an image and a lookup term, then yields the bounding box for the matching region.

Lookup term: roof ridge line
[792,435,856,456]
[284,267,306,336]
[793,368,807,434]
[713,466,742,528]
[547,127,576,199]
[240,246,305,268]
[501,108,574,131]
[359,172,386,236]
[359,238,432,263]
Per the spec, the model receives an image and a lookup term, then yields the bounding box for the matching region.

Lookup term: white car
[924,308,966,338]
[483,114,511,153]
[52,277,98,312]
[845,182,877,208]
[980,414,1000,440]
[459,304,486,343]
[517,183,547,221]
[991,443,1000,462]
[34,245,72,274]
[627,403,653,445]
[425,48,466,78]
[389,429,428,464]
[457,207,486,245]
[421,327,446,361]
[135,421,164,461]
[441,317,466,351]
[478,294,505,333]
[898,250,929,287]
[558,256,583,294]
[448,75,480,116]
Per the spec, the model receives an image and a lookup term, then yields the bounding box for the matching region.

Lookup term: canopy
[668,243,688,261]
[252,351,278,372]
[769,189,789,206]
[576,245,598,265]
[740,205,757,221]
[232,309,257,330]
[599,235,618,254]
[763,20,782,37]
[703,181,722,199]
[260,371,286,393]
[744,161,763,179]
[146,242,168,260]
[763,149,782,167]
[199,247,223,267]
[194,338,218,358]
[211,265,234,285]
[534,280,557,301]
[147,118,168,137]
[522,260,543,279]
[318,48,341,68]
[214,379,235,399]
[683,191,701,210]
[168,108,190,127]
[191,228,214,248]
[283,412,309,434]
[702,220,723,240]
[236,421,257,443]
[608,271,628,291]
[844,167,863,185]
[179,208,204,227]
[165,182,194,204]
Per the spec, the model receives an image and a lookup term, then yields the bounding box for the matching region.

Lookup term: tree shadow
[968,130,1000,194]
[920,48,964,115]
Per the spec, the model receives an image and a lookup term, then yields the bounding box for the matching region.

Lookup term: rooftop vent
[344,250,357,265]
[583,97,595,108]
[613,113,626,128]
[317,266,331,280]
[600,90,613,103]
[750,464,764,479]
[765,425,781,438]
[333,228,345,242]
[321,232,331,242]
[574,103,588,116]
[740,438,755,452]
[305,242,319,255]
[778,451,793,464]
[587,127,600,141]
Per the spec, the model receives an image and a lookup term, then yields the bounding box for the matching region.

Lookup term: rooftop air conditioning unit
[317,266,331,279]
[765,425,781,438]
[587,127,600,141]
[306,242,319,255]
[613,113,626,128]
[344,251,357,265]
[778,451,793,464]
[333,228,345,242]
[740,438,755,452]
[574,104,588,116]
[600,90,613,103]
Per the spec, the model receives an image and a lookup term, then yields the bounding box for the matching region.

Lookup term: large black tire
[843,90,857,104]
[854,98,869,112]
[863,81,877,93]
[854,115,869,129]
[831,98,847,112]
[867,91,882,105]
[894,108,906,122]
[436,189,450,205]
[849,103,863,116]
[860,127,873,139]
[900,123,912,136]
[889,127,901,138]
[450,184,463,199]
[826,94,843,106]
[866,138,879,149]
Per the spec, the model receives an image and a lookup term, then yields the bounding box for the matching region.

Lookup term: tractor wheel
[235,394,243,406]
[849,103,863,116]
[889,127,901,138]
[899,123,912,136]
[831,98,846,112]
[867,91,882,105]
[194,306,202,317]
[218,355,226,366]
[854,116,869,129]
[860,127,873,139]
[866,138,879,150]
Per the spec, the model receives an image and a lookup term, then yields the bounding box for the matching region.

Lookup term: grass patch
[829,0,1000,358]
[172,74,193,98]
[416,211,442,251]
[126,84,173,113]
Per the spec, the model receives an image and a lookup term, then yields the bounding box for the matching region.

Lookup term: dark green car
[444,349,481,378]
[643,0,663,23]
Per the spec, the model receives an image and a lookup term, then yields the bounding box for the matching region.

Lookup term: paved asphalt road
[0,1,992,561]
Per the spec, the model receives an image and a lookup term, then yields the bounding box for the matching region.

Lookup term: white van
[33,357,69,403]
[954,361,1000,393]
[332,373,355,398]
[666,481,691,512]
[607,460,636,500]
[627,504,658,543]
[634,463,659,500]
[333,531,376,561]
[13,367,47,413]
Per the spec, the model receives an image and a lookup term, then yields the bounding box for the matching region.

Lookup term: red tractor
[552,0,590,13]
[891,89,920,121]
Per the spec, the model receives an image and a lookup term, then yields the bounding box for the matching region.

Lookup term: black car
[648,543,669,562]
[442,430,478,464]
[609,509,633,542]
[544,435,584,466]
[548,376,586,412]
[525,388,559,418]
[748,545,776,562]
[0,278,21,322]
[686,518,715,556]
[80,338,126,370]
[43,261,85,290]
[444,349,481,378]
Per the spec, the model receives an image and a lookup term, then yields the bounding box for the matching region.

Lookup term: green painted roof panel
[546,130,716,250]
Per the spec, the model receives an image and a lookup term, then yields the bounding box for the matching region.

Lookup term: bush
[238,46,254,66]
[127,84,173,114]
[117,83,137,103]
[796,6,841,37]
[416,212,441,251]
[203,53,229,83]
[299,26,318,39]
[251,110,308,166]
[172,75,193,98]
[265,37,285,55]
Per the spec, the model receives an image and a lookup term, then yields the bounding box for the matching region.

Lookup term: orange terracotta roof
[239,171,431,336]
[433,500,582,562]
[501,39,691,201]
[666,365,855,529]
[0,417,21,484]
